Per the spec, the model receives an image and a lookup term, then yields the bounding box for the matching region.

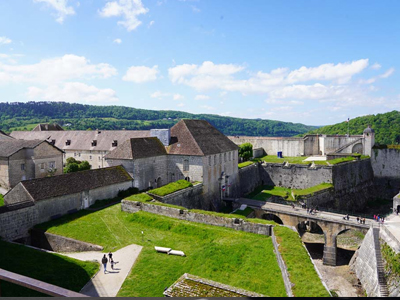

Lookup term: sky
[0,0,399,126]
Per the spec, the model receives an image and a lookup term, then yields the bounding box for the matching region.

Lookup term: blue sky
[0,0,398,126]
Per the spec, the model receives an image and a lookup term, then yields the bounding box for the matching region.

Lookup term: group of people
[374,214,384,223]
[101,251,118,273]
[356,216,366,224]
[306,206,318,215]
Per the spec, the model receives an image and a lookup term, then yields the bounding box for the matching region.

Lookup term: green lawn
[238,161,254,169]
[249,184,333,201]
[0,194,4,207]
[35,204,287,297]
[273,226,330,297]
[0,240,99,297]
[149,180,193,196]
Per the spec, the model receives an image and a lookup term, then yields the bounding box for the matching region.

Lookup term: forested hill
[0,102,317,137]
[302,110,400,145]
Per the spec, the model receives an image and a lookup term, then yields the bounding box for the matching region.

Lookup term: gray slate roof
[0,130,13,140]
[32,123,64,131]
[20,165,132,201]
[168,119,239,156]
[0,139,47,158]
[10,130,150,151]
[105,137,167,160]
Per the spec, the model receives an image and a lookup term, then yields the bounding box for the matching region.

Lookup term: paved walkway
[383,213,400,244]
[238,198,372,227]
[59,244,142,297]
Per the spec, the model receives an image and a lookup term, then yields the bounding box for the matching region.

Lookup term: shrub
[239,143,253,161]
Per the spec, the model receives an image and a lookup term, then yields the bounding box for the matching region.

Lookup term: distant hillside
[302,110,400,145]
[0,102,317,137]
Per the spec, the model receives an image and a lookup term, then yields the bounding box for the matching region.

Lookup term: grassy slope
[149,180,192,196]
[0,240,99,297]
[249,184,333,201]
[273,226,330,297]
[35,204,286,297]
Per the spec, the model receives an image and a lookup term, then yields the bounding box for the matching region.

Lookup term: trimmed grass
[249,184,333,201]
[231,207,254,217]
[149,180,193,197]
[0,194,4,207]
[125,193,153,202]
[273,226,330,297]
[0,240,99,297]
[238,161,254,169]
[35,204,286,297]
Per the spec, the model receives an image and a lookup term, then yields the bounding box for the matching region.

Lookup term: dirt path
[313,259,365,297]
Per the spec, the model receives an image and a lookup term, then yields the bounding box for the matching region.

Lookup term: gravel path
[59,244,142,297]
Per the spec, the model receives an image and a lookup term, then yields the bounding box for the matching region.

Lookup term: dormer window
[92,140,97,146]
[112,140,118,147]
[50,139,56,145]
[66,139,71,146]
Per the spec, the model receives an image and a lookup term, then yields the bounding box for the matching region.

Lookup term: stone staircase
[373,227,389,297]
[334,137,363,154]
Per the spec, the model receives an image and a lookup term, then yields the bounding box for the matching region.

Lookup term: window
[208,156,211,166]
[40,163,45,170]
[89,155,92,160]
[21,164,25,171]
[49,161,56,169]
[224,153,227,162]
[219,154,222,165]
[65,140,71,146]
[92,140,97,146]
[112,140,118,147]
[74,152,77,157]
[183,159,189,171]
[229,152,231,161]
[214,155,216,166]
[78,153,81,157]
[50,139,56,145]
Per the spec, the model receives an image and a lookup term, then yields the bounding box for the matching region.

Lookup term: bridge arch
[352,143,363,154]
[261,213,283,225]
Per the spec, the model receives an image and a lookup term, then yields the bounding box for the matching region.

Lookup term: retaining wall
[350,227,387,297]
[147,184,204,209]
[0,202,37,241]
[30,229,103,252]
[121,200,272,236]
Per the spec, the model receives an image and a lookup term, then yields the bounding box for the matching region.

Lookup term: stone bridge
[235,198,370,266]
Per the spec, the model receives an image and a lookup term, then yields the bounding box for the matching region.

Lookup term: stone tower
[363,125,375,157]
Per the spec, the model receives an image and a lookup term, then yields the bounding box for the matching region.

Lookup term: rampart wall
[121,200,273,236]
[148,183,204,209]
[371,148,400,199]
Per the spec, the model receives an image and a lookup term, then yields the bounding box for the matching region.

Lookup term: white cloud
[195,94,210,100]
[26,82,119,103]
[380,68,395,78]
[173,93,184,100]
[0,54,117,84]
[123,65,159,83]
[191,5,201,13]
[371,63,381,70]
[113,38,122,44]
[150,91,169,98]
[200,105,215,110]
[99,0,149,31]
[0,36,12,45]
[177,102,185,107]
[149,20,155,27]
[286,59,369,84]
[33,0,75,23]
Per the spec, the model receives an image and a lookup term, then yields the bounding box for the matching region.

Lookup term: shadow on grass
[34,209,94,231]
[0,240,98,297]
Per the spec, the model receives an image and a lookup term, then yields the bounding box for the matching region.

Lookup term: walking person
[108,251,113,261]
[102,254,108,274]
[110,258,115,270]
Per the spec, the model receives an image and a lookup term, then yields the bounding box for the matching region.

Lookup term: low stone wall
[121,200,272,236]
[30,228,103,252]
[350,227,387,297]
[0,202,37,241]
[271,228,293,297]
[147,184,204,209]
[239,164,262,196]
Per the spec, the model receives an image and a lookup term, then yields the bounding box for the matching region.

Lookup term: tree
[79,161,91,171]
[64,158,91,173]
[239,143,253,161]
[64,163,79,173]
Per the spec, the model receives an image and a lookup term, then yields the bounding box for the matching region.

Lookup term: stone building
[105,137,168,191]
[228,126,375,158]
[167,119,239,210]
[32,123,64,131]
[10,129,151,169]
[4,166,133,222]
[0,139,63,190]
